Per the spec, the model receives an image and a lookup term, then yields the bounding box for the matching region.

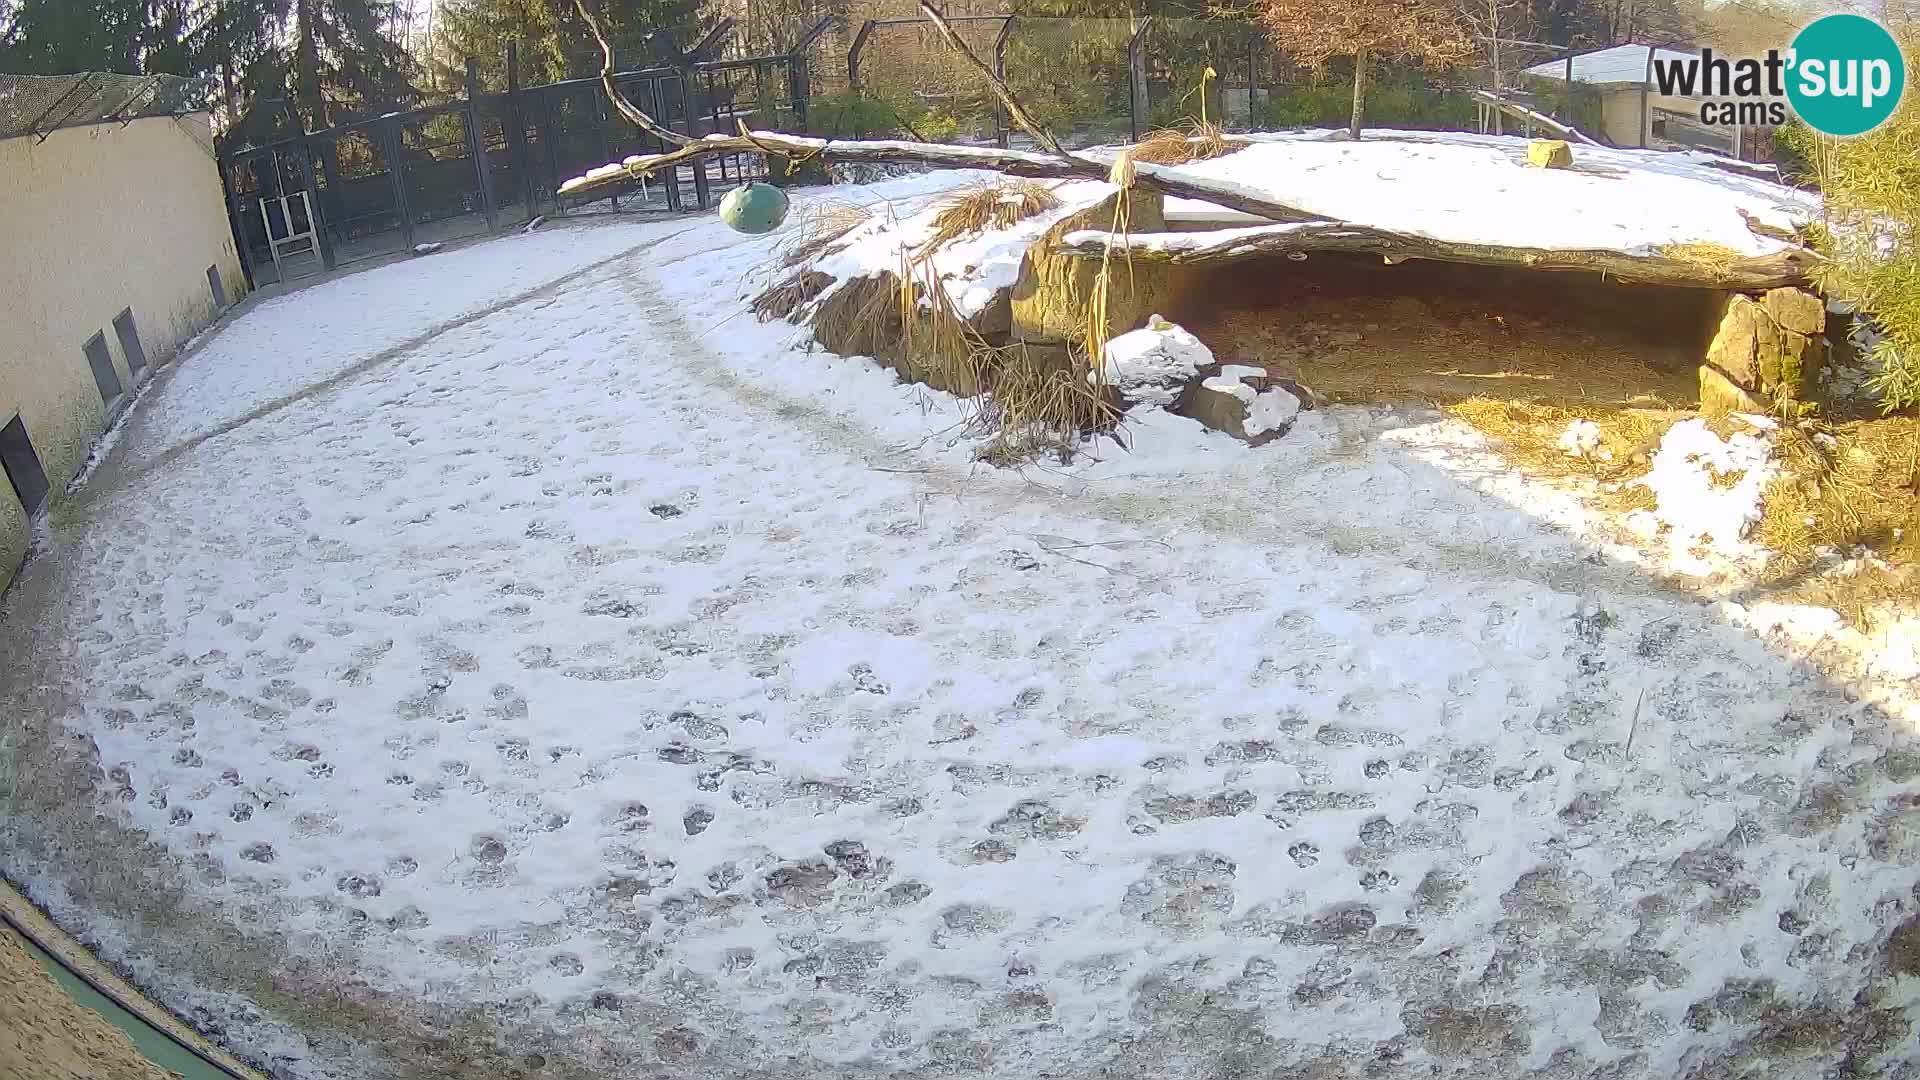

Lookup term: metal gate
[217,19,832,288]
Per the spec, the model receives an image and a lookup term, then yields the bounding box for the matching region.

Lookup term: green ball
[718,182,790,235]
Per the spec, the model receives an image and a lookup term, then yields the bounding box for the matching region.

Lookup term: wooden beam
[1468,90,1603,146]
[1054,222,1817,291]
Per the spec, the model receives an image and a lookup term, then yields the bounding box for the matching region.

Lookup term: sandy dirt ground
[1,926,180,1080]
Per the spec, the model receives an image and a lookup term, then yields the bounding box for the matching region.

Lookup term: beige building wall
[1599,88,1646,146]
[1597,88,1738,150]
[0,111,245,593]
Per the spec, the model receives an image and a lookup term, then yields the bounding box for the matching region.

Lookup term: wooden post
[1349,48,1369,140]
[1127,19,1150,142]
[465,56,499,231]
[1564,49,1574,123]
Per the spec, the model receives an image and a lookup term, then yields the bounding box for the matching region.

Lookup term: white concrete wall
[0,112,246,592]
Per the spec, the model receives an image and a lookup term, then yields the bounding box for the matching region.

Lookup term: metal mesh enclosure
[0,72,212,141]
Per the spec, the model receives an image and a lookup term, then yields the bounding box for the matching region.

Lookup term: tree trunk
[1129,16,1151,136]
[1488,0,1502,136]
[295,0,324,130]
[1349,47,1369,140]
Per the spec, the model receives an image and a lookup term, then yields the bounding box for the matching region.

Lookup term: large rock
[1526,139,1573,168]
[1097,315,1213,409]
[1700,288,1824,415]
[1764,285,1826,334]
[1010,188,1175,347]
[1175,363,1301,445]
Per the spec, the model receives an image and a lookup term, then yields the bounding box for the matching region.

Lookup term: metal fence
[213,15,1723,289]
[0,72,213,142]
[839,16,1562,148]
[218,18,833,286]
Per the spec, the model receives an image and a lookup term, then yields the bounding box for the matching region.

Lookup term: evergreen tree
[0,0,147,74]
[211,0,418,132]
[434,0,573,89]
[428,0,709,95]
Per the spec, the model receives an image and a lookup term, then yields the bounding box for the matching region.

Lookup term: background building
[1523,43,1744,156]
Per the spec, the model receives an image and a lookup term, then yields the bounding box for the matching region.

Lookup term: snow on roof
[1522,43,1700,87]
[1140,129,1816,259]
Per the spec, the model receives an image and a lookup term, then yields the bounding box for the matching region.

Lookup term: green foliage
[806,88,926,139]
[1783,24,1920,412]
[1519,74,1605,138]
[1767,117,1817,185]
[434,0,573,91]
[431,0,706,95]
[803,88,993,143]
[1259,65,1472,131]
[1005,23,1130,134]
[0,0,147,73]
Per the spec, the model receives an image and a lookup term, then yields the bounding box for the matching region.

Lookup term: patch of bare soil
[1168,253,1710,409]
[0,927,178,1080]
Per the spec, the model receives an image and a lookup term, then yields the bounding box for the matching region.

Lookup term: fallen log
[1053,222,1818,290]
[558,131,1329,223]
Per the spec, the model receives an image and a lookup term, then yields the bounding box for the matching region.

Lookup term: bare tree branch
[560,130,1329,222]
[914,0,1078,165]
[572,0,693,147]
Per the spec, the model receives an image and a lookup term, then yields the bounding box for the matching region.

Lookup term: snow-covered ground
[124,218,686,462]
[4,175,1918,1080]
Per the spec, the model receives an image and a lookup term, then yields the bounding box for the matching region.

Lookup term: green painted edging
[12,928,238,1080]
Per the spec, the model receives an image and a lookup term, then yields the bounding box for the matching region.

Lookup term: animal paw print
[1287,841,1320,868]
[849,663,889,695]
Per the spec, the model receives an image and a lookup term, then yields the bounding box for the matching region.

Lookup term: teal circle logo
[1786,14,1905,136]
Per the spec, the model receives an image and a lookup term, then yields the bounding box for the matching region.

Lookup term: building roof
[1523,44,1699,87]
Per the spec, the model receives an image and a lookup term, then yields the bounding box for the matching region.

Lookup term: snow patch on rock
[1099,316,1213,408]
[1199,365,1300,438]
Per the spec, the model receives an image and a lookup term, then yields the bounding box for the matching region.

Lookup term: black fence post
[847,19,877,91]
[506,42,534,219]
[654,78,682,211]
[994,18,1014,149]
[216,159,258,291]
[379,117,415,251]
[295,129,337,271]
[683,70,710,209]
[789,57,809,131]
[788,14,837,134]
[540,88,563,214]
[465,56,500,231]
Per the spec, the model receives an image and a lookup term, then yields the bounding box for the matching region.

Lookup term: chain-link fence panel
[0,72,212,141]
